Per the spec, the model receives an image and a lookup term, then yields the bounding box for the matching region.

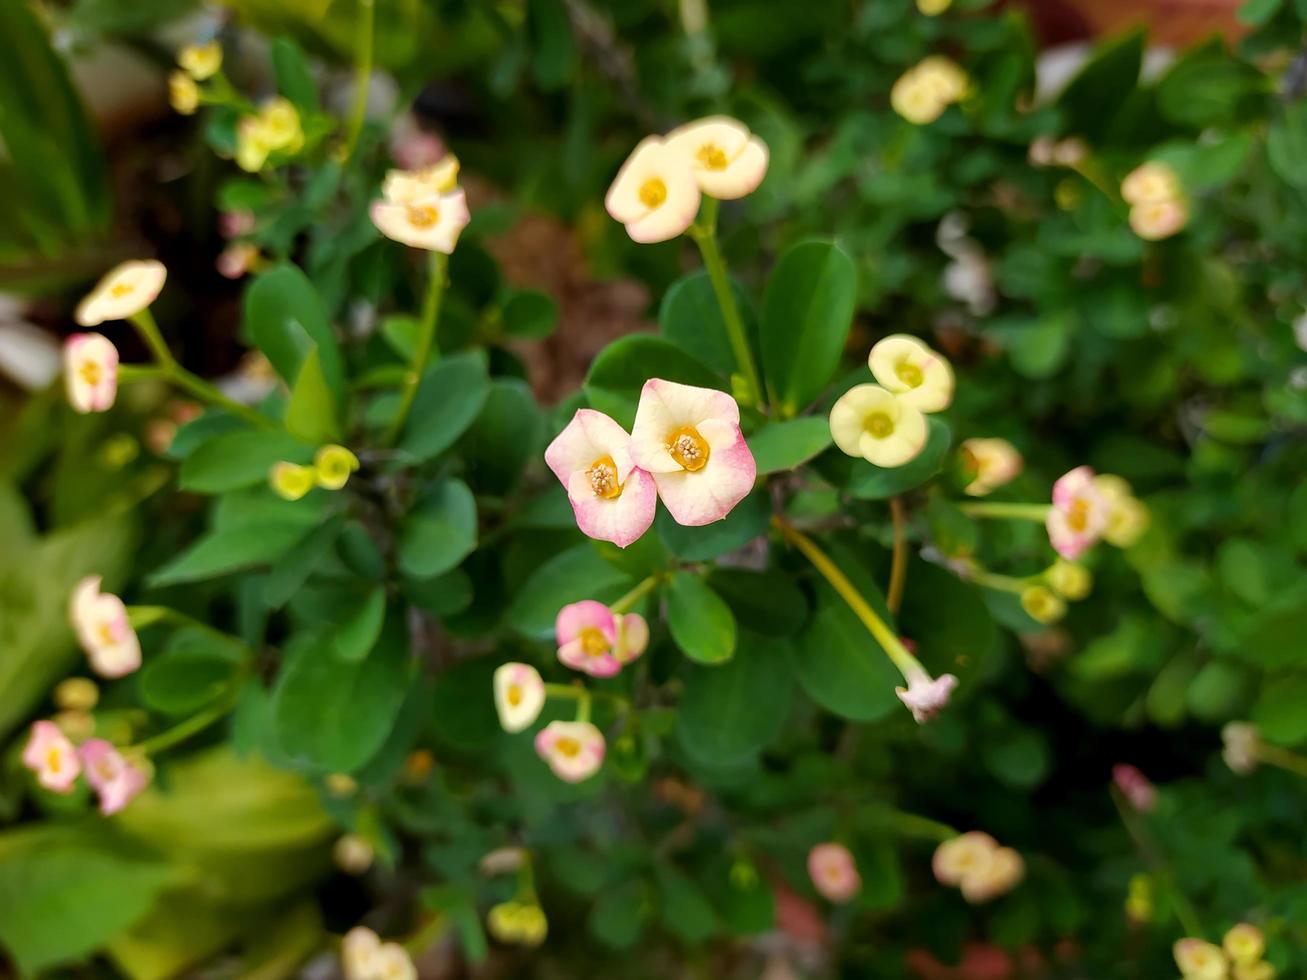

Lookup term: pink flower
[22,720,81,793]
[534,720,606,782]
[545,409,657,548]
[69,576,141,678]
[1046,466,1110,560]
[556,600,624,677]
[64,333,119,413]
[1112,764,1157,812]
[216,242,258,279]
[629,379,756,526]
[219,210,255,237]
[807,843,861,903]
[615,612,649,664]
[895,666,958,724]
[79,739,149,814]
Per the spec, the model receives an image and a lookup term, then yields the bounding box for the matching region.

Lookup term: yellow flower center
[895,361,924,388]
[555,737,581,758]
[639,178,667,209]
[78,360,102,387]
[407,204,440,228]
[1067,498,1090,533]
[697,143,729,170]
[47,748,63,773]
[96,621,117,646]
[109,282,134,298]
[507,684,522,707]
[587,456,623,499]
[667,426,710,471]
[579,627,609,657]
[864,412,894,439]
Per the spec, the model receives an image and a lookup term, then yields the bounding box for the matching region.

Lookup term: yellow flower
[235,98,304,173]
[75,259,167,327]
[169,71,199,115]
[1021,585,1066,624]
[333,834,375,875]
[1093,474,1150,547]
[1046,560,1092,601]
[1234,963,1276,980]
[1125,873,1152,922]
[892,56,969,125]
[1222,924,1265,967]
[270,462,316,501]
[54,677,99,712]
[960,437,1022,496]
[517,904,548,946]
[830,385,928,468]
[236,118,272,173]
[917,0,951,13]
[1122,161,1181,206]
[325,772,358,797]
[1174,938,1230,980]
[179,40,222,80]
[867,334,954,413]
[314,445,360,491]
[1130,199,1188,241]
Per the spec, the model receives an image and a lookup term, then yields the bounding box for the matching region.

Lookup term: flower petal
[555,600,617,646]
[652,419,755,526]
[566,466,657,548]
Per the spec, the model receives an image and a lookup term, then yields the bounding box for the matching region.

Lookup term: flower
[545,409,657,547]
[1174,938,1230,980]
[1223,924,1265,967]
[615,611,649,664]
[1130,198,1188,241]
[334,834,375,874]
[79,740,148,815]
[807,842,861,902]
[493,663,545,733]
[917,0,951,13]
[1021,584,1066,624]
[178,40,222,80]
[534,720,605,782]
[64,333,119,414]
[829,385,928,467]
[70,576,142,678]
[604,136,701,243]
[959,438,1022,496]
[54,677,99,711]
[479,846,527,875]
[341,927,415,980]
[1235,964,1276,980]
[1093,474,1150,547]
[959,845,1024,903]
[933,832,998,887]
[1046,466,1111,560]
[1046,560,1092,601]
[891,56,968,125]
[235,98,304,173]
[382,156,461,202]
[664,116,769,199]
[314,444,360,490]
[169,71,199,114]
[868,334,954,413]
[488,901,549,946]
[1222,722,1260,775]
[1122,162,1181,205]
[370,187,470,253]
[895,665,958,724]
[1112,763,1157,812]
[270,462,316,501]
[21,720,81,793]
[555,601,624,677]
[216,242,259,280]
[75,260,167,327]
[629,379,756,526]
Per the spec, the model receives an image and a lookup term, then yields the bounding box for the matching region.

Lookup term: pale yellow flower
[314,445,360,490]
[868,334,954,413]
[1174,938,1230,980]
[1021,585,1066,624]
[169,71,199,115]
[664,116,769,200]
[917,0,951,14]
[829,384,928,468]
[269,462,316,501]
[178,41,222,80]
[1046,560,1092,601]
[75,260,167,327]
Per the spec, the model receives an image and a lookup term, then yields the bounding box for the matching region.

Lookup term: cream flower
[70,575,141,678]
[21,720,81,793]
[959,845,1024,903]
[1223,924,1265,967]
[75,260,167,326]
[664,116,769,200]
[1094,474,1150,547]
[1174,938,1230,980]
[493,662,545,733]
[79,739,148,815]
[1046,560,1092,601]
[178,41,222,80]
[829,384,928,468]
[370,188,470,252]
[382,156,460,203]
[933,831,999,887]
[1122,162,1181,205]
[1046,466,1111,560]
[895,665,958,724]
[807,843,861,903]
[341,927,415,980]
[1130,199,1188,241]
[314,444,360,490]
[960,438,1022,496]
[604,137,701,243]
[1222,722,1260,775]
[629,379,756,526]
[534,720,605,783]
[545,409,657,547]
[1021,584,1066,624]
[334,834,375,874]
[891,57,968,125]
[614,612,649,664]
[556,600,623,678]
[169,71,199,115]
[64,333,119,414]
[868,334,954,412]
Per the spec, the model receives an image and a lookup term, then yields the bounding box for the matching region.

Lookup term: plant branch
[342,0,376,161]
[888,497,908,615]
[959,501,1052,521]
[385,251,447,445]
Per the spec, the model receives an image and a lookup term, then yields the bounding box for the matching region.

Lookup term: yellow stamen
[587,456,623,499]
[1067,498,1089,533]
[667,425,710,471]
[639,178,667,209]
[555,737,581,758]
[896,361,924,388]
[697,143,729,170]
[110,282,134,298]
[406,204,440,228]
[507,684,522,707]
[864,412,894,438]
[579,627,609,657]
[47,748,62,773]
[78,360,102,387]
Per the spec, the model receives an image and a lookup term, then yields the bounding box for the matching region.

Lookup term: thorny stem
[887,497,909,615]
[386,251,447,445]
[1110,788,1204,938]
[342,0,376,162]
[959,501,1052,522]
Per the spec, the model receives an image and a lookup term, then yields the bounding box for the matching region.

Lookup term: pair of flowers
[167,40,221,116]
[890,56,969,126]
[808,842,862,904]
[270,445,361,500]
[1045,466,1147,560]
[236,98,305,173]
[369,155,470,254]
[605,116,769,243]
[493,663,607,784]
[1175,925,1274,980]
[932,831,1025,904]
[22,722,148,815]
[546,379,756,548]
[340,926,415,980]
[1123,161,1188,242]
[830,335,954,468]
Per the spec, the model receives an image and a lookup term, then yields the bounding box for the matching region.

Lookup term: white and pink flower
[1046,466,1111,560]
[807,842,861,903]
[545,409,657,548]
[615,611,649,664]
[534,720,606,783]
[70,576,141,678]
[79,739,149,815]
[371,187,470,253]
[555,600,625,677]
[664,116,769,200]
[75,260,167,327]
[867,334,954,413]
[604,137,702,243]
[960,438,1023,496]
[1112,763,1157,813]
[493,662,545,733]
[895,666,958,724]
[64,333,119,414]
[21,720,81,793]
[629,379,755,526]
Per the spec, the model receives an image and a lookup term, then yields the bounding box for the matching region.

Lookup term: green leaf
[1237,0,1284,28]
[149,522,310,586]
[243,264,344,398]
[284,345,340,444]
[584,336,723,429]
[678,634,792,764]
[707,567,809,636]
[848,418,951,499]
[1268,101,1307,189]
[333,587,387,662]
[759,240,856,416]
[655,864,720,943]
[1252,673,1307,745]
[501,289,558,339]
[396,479,477,579]
[396,351,491,462]
[660,270,756,377]
[506,544,635,639]
[748,417,832,474]
[138,627,245,716]
[587,880,652,950]
[666,572,737,664]
[179,429,314,494]
[1056,30,1143,142]
[657,490,770,562]
[460,379,544,495]
[981,727,1051,789]
[271,37,319,111]
[529,0,576,90]
[263,514,347,608]
[1155,43,1264,129]
[430,655,501,751]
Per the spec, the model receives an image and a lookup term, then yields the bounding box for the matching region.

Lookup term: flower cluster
[340,927,415,980]
[807,842,862,903]
[932,832,1025,903]
[891,56,969,126]
[22,721,148,815]
[546,380,755,545]
[1046,466,1147,560]
[236,98,305,173]
[1122,161,1188,241]
[1175,924,1274,980]
[270,445,361,501]
[1222,722,1260,774]
[606,116,768,243]
[493,662,608,783]
[555,601,648,677]
[830,335,953,468]
[1028,135,1088,170]
[370,155,470,253]
[168,41,222,116]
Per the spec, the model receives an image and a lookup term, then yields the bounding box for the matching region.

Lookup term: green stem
[543,683,628,715]
[959,501,1052,522]
[772,515,921,682]
[890,810,958,842]
[116,364,168,383]
[168,365,274,429]
[128,309,176,370]
[688,197,763,410]
[131,692,237,756]
[1259,745,1307,778]
[965,566,1035,594]
[342,0,376,161]
[386,251,447,445]
[610,574,663,615]
[1110,788,1204,938]
[887,497,908,616]
[403,913,447,957]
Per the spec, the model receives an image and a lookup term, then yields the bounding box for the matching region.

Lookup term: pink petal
[554,600,617,646]
[566,467,657,547]
[652,420,756,526]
